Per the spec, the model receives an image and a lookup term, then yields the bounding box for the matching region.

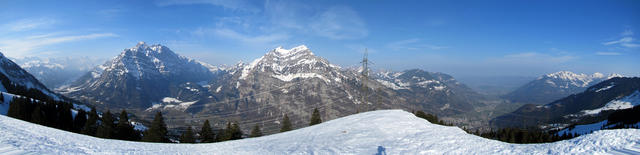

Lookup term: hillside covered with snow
[1,110,638,154]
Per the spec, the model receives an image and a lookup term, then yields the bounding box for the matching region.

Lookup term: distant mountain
[60,42,220,110]
[492,77,640,129]
[11,57,105,89]
[503,71,622,104]
[61,43,484,133]
[0,52,61,101]
[374,69,483,116]
[185,45,416,131]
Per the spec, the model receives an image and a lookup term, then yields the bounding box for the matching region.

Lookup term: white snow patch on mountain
[433,85,446,91]
[272,73,330,83]
[557,120,609,136]
[581,90,640,115]
[1,110,639,154]
[145,97,197,112]
[595,83,615,92]
[239,56,263,80]
[375,79,408,90]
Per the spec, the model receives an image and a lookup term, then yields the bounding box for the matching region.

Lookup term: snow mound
[0,110,639,154]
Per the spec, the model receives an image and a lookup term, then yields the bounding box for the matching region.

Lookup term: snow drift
[0,110,639,154]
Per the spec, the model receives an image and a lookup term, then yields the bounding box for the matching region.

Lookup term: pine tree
[7,98,21,119]
[57,103,74,131]
[230,123,243,140]
[220,122,233,141]
[142,112,168,142]
[116,110,137,140]
[180,126,195,143]
[250,124,262,138]
[96,110,115,139]
[72,109,87,132]
[199,120,215,143]
[82,108,99,136]
[280,114,292,132]
[309,108,322,126]
[30,104,45,125]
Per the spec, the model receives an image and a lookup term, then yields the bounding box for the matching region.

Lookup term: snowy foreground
[1,110,639,154]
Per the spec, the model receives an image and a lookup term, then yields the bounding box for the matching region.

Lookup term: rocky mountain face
[59,42,220,110]
[0,52,61,101]
[61,43,484,134]
[504,71,622,104]
[374,69,483,116]
[492,77,640,129]
[11,57,104,89]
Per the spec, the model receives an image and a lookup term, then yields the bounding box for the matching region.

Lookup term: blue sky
[0,0,639,77]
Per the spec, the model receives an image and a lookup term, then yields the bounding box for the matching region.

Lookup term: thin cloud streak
[595,52,622,56]
[3,18,56,32]
[0,33,118,58]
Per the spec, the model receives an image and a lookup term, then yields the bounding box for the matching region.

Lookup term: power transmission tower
[359,48,369,113]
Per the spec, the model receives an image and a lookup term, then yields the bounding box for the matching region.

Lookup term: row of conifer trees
[4,94,325,143]
[177,107,323,143]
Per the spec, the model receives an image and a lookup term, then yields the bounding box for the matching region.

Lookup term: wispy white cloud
[386,38,448,51]
[193,28,288,44]
[0,33,117,58]
[310,6,368,40]
[603,30,640,48]
[155,0,259,12]
[595,52,622,56]
[2,18,56,32]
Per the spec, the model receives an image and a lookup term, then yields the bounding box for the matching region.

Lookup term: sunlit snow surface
[1,110,639,154]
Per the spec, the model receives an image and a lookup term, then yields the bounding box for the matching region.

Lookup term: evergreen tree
[280,114,292,132]
[219,122,233,141]
[309,108,322,126]
[30,104,45,125]
[57,103,74,131]
[180,126,195,143]
[115,110,137,140]
[96,110,115,139]
[142,112,168,142]
[250,124,262,138]
[230,123,243,140]
[7,98,21,119]
[72,109,87,132]
[199,120,215,143]
[82,108,99,136]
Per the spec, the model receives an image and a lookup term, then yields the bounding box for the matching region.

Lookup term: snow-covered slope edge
[1,110,639,154]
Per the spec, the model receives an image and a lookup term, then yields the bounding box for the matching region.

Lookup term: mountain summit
[60,42,219,109]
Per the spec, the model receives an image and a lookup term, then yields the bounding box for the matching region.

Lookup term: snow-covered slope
[1,110,639,154]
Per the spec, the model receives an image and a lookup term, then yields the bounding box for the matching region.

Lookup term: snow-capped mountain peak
[238,45,340,82]
[273,45,310,56]
[505,71,627,104]
[61,42,217,109]
[539,71,623,88]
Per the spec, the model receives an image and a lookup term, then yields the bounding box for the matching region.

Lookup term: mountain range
[57,43,484,133]
[503,71,622,104]
[492,77,640,129]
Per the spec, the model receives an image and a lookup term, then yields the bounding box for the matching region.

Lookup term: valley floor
[0,110,639,154]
